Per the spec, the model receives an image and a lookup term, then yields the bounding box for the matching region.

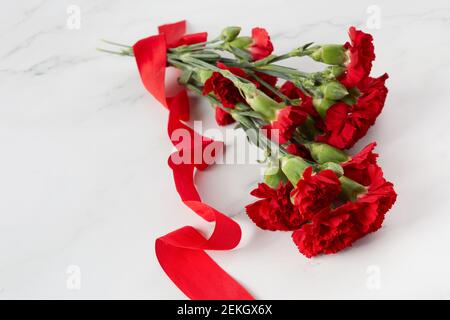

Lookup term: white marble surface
[1,0,450,299]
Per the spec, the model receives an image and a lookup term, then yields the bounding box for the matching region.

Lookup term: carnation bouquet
[100,21,396,299]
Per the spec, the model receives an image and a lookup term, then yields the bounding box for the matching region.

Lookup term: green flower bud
[321,45,348,65]
[307,142,349,164]
[280,156,310,186]
[311,45,348,65]
[310,47,323,62]
[220,26,241,42]
[313,97,336,119]
[263,163,287,188]
[339,176,367,202]
[320,81,349,100]
[229,36,252,49]
[319,162,344,176]
[197,69,213,84]
[235,82,285,121]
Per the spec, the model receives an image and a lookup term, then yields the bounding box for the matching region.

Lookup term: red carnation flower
[339,27,375,88]
[203,72,243,109]
[317,74,388,149]
[342,144,396,235]
[292,144,396,258]
[249,27,274,61]
[245,182,304,231]
[292,192,393,258]
[337,164,396,237]
[215,107,235,126]
[204,63,279,126]
[340,142,396,232]
[291,167,342,220]
[263,106,308,144]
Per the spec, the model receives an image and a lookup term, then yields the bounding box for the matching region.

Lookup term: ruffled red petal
[292,206,358,258]
[263,106,308,144]
[292,167,342,220]
[246,183,304,231]
[203,72,243,109]
[342,142,378,185]
[317,74,388,149]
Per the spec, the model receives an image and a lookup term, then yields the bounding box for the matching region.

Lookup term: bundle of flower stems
[101,25,396,257]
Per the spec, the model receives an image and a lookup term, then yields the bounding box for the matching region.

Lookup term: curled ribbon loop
[133,20,253,300]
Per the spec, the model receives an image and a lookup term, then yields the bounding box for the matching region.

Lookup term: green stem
[255,64,310,79]
[168,39,222,53]
[252,44,318,66]
[185,82,288,156]
[176,54,252,85]
[174,54,222,72]
[249,72,291,104]
[167,57,192,71]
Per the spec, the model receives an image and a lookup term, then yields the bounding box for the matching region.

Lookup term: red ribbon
[133,21,253,300]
